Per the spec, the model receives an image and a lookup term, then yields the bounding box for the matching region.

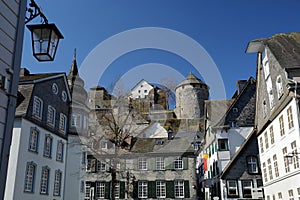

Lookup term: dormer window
[33,96,43,120]
[52,83,58,94]
[62,91,67,102]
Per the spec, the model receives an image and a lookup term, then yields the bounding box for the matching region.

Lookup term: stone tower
[175,73,209,119]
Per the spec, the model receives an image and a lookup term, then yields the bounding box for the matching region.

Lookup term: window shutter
[119,181,125,199]
[165,157,174,170]
[184,180,190,198]
[148,157,155,170]
[91,159,96,172]
[166,181,175,198]
[183,157,189,169]
[148,181,156,198]
[105,182,110,199]
[132,181,138,198]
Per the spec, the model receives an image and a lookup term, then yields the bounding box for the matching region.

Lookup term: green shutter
[104,182,110,199]
[183,157,188,170]
[132,181,138,198]
[165,157,174,170]
[148,181,156,198]
[148,157,155,171]
[184,180,190,198]
[166,181,175,198]
[119,181,125,199]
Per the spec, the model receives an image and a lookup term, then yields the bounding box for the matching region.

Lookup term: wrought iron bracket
[25,0,48,24]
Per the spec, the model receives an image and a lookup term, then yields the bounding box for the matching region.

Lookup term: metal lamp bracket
[25,0,48,24]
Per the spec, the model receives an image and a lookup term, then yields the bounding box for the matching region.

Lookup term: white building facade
[257,98,300,200]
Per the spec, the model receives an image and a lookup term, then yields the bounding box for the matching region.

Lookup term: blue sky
[21,0,300,99]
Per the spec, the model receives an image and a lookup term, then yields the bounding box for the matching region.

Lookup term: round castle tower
[175,73,209,119]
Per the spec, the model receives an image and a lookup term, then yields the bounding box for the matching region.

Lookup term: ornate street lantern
[26,24,64,62]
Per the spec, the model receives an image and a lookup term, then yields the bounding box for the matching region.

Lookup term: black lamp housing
[27,23,64,61]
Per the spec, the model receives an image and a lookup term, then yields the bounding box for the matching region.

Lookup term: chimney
[20,68,30,76]
[236,80,247,95]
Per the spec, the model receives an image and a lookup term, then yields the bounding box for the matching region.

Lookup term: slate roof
[176,72,207,88]
[205,99,233,128]
[247,32,300,68]
[130,135,194,155]
[15,84,34,116]
[214,77,256,127]
[19,73,63,83]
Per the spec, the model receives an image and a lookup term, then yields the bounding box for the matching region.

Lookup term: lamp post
[25,0,64,61]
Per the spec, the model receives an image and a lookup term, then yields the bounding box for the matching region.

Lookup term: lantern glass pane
[49,30,59,58]
[32,28,51,54]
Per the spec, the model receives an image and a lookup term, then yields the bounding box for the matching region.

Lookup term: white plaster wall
[4,119,22,200]
[6,118,67,200]
[258,99,300,198]
[64,135,86,200]
[131,80,153,99]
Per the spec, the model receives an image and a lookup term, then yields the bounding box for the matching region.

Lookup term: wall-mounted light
[25,0,63,62]
[284,152,299,164]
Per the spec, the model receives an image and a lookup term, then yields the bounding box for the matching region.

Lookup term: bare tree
[87,82,146,199]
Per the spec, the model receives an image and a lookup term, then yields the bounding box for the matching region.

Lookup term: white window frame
[53,170,62,196]
[24,162,36,193]
[247,156,258,174]
[156,157,165,170]
[267,158,273,180]
[174,180,184,198]
[156,181,166,198]
[114,182,120,199]
[262,162,268,182]
[71,113,82,128]
[283,147,290,173]
[40,166,50,194]
[47,105,56,127]
[289,189,294,200]
[287,106,294,129]
[59,113,67,134]
[56,141,64,162]
[259,137,264,153]
[291,141,299,169]
[96,182,105,199]
[138,181,148,198]
[28,127,39,152]
[85,182,91,198]
[97,160,106,172]
[241,180,252,198]
[33,96,43,119]
[273,154,279,177]
[174,157,183,170]
[227,180,238,197]
[279,115,285,136]
[270,126,275,145]
[43,135,52,158]
[264,132,269,149]
[138,157,147,170]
